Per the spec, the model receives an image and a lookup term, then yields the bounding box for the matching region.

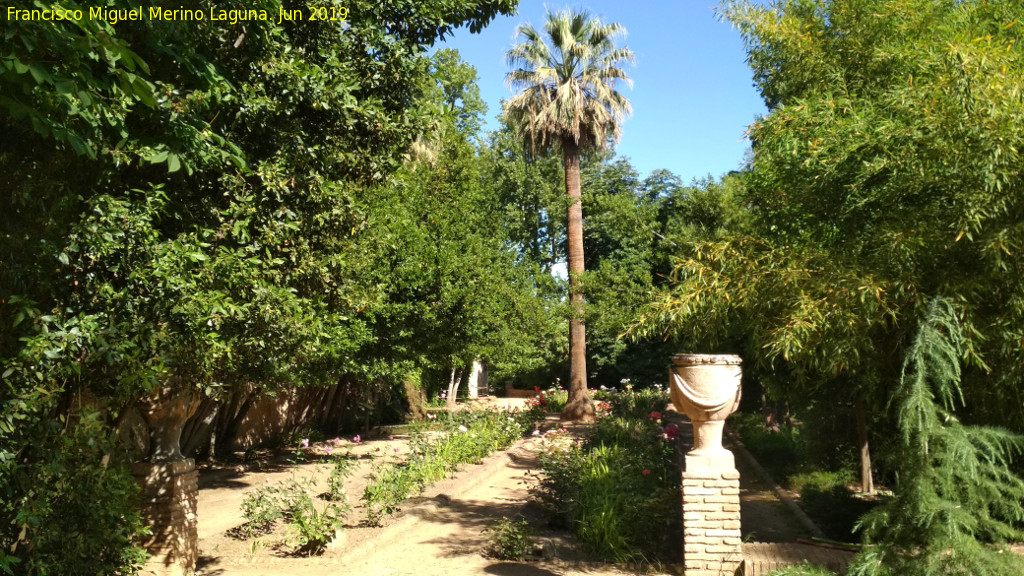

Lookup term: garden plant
[534,387,680,564]
[363,406,545,524]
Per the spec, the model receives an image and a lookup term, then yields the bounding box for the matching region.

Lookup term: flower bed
[533,388,680,564]
[362,406,544,524]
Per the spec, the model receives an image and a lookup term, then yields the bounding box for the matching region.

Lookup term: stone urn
[138,385,199,463]
[134,385,201,576]
[669,354,742,471]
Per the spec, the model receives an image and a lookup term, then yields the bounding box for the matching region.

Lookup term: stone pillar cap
[671,353,742,366]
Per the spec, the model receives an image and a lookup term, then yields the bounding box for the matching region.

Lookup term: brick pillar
[682,469,742,576]
[133,459,199,576]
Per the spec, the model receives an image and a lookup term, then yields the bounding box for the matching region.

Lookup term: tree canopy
[634,0,1024,571]
[1,1,520,570]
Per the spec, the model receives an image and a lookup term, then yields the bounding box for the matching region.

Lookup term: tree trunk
[854,398,875,494]
[324,380,352,432]
[180,397,219,460]
[560,140,594,422]
[213,385,254,459]
[446,366,464,411]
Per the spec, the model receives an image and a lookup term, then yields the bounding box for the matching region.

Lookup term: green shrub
[730,412,806,480]
[283,492,344,554]
[363,407,539,524]
[535,394,680,564]
[326,455,354,502]
[239,472,348,553]
[850,299,1024,576]
[534,387,568,412]
[485,517,534,560]
[768,564,837,576]
[604,387,670,421]
[0,411,149,575]
[240,483,286,536]
[787,469,853,495]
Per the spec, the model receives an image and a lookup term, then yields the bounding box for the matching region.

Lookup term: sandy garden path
[194,418,649,575]
[192,401,809,576]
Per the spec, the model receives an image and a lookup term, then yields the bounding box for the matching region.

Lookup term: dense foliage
[1,0,519,569]
[851,300,1024,575]
[631,0,1024,573]
[641,0,1024,420]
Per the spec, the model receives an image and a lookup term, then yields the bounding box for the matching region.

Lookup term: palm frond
[502,8,633,153]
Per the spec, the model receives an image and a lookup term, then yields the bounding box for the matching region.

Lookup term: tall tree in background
[504,9,633,421]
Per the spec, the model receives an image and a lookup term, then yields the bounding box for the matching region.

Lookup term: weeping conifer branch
[850,297,1024,576]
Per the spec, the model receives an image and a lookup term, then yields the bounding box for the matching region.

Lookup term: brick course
[682,470,742,576]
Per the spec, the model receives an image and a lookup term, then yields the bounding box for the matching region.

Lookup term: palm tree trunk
[560,140,594,422]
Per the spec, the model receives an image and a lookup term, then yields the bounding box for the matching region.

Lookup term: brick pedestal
[133,459,199,576]
[683,469,742,576]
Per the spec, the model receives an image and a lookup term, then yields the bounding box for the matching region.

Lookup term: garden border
[725,430,826,539]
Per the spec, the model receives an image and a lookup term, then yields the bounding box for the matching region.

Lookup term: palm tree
[504,9,633,422]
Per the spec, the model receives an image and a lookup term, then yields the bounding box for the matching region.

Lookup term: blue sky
[437,1,768,185]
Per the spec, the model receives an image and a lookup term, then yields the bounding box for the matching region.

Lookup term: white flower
[458,425,468,433]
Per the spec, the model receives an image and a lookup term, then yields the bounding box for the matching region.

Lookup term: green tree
[479,125,566,274]
[577,157,675,387]
[1,0,518,568]
[851,299,1024,576]
[356,82,557,406]
[638,0,1024,497]
[504,9,634,421]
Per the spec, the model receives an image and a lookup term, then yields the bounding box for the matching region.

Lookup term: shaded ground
[733,446,812,543]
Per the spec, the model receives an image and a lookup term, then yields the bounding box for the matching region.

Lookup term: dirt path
[193,404,811,576]
[732,448,813,543]
[195,422,652,576]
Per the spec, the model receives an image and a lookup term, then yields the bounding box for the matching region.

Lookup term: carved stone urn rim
[671,353,742,366]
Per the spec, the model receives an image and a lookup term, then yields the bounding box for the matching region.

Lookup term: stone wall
[503,381,540,398]
[233,386,335,451]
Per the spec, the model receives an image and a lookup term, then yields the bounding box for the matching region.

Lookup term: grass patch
[790,470,877,542]
[732,412,880,542]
